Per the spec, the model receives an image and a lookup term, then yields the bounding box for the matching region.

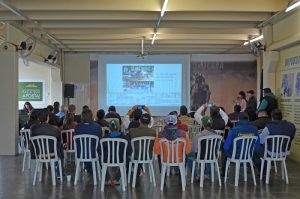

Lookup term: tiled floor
[0,155,299,199]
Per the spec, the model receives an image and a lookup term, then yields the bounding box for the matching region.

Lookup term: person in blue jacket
[257,88,277,117]
[222,113,260,175]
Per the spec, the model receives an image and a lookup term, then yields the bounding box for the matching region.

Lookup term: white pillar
[0,49,19,155]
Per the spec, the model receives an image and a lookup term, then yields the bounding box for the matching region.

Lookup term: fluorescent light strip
[161,0,169,17]
[286,0,300,12]
[243,35,263,46]
[151,33,157,45]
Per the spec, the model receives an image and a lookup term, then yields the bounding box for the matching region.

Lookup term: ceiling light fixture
[286,0,300,12]
[243,35,264,46]
[161,0,169,17]
[151,32,157,45]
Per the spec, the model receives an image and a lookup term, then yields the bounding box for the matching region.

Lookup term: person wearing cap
[105,105,122,125]
[74,108,102,174]
[187,116,218,180]
[194,103,229,130]
[257,88,278,117]
[222,113,260,175]
[123,105,154,130]
[102,119,130,186]
[169,111,188,132]
[246,90,257,112]
[153,114,191,172]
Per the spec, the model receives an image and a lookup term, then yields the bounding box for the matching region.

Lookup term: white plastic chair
[159,138,187,191]
[128,136,156,187]
[73,134,101,185]
[31,135,63,186]
[191,135,223,187]
[20,129,31,172]
[61,129,75,163]
[100,138,128,192]
[188,125,202,140]
[260,135,291,184]
[224,136,257,187]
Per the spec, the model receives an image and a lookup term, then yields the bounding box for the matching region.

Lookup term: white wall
[18,58,62,109]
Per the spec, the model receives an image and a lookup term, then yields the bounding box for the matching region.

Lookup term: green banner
[18,82,43,101]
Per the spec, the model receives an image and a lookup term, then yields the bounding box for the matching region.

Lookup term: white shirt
[194,105,229,126]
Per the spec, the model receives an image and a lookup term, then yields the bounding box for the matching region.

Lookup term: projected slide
[106,64,182,106]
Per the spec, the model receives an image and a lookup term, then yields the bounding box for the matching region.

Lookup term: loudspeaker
[64,84,74,98]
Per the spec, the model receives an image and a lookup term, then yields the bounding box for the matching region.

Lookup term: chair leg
[243,162,247,182]
[260,159,265,180]
[224,160,230,183]
[200,162,205,188]
[179,165,186,191]
[211,163,215,183]
[28,152,31,169]
[22,151,26,172]
[96,161,101,180]
[128,162,132,184]
[215,161,221,186]
[92,161,97,185]
[132,163,138,188]
[50,161,56,186]
[266,160,271,184]
[148,164,152,183]
[39,162,43,182]
[167,166,170,176]
[191,161,195,184]
[33,161,39,185]
[101,165,108,192]
[234,162,240,187]
[250,161,256,186]
[58,160,63,182]
[150,162,156,187]
[160,165,167,191]
[281,161,284,180]
[274,161,277,174]
[283,160,289,184]
[120,166,126,192]
[74,160,81,185]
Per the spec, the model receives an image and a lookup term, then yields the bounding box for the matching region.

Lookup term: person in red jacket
[169,111,188,132]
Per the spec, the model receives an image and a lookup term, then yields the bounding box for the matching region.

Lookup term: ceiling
[0,0,290,54]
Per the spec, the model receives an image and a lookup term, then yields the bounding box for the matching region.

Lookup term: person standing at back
[257,88,278,117]
[246,90,257,112]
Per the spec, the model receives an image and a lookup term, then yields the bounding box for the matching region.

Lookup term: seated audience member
[61,112,77,149]
[251,111,271,130]
[246,90,257,112]
[194,104,229,130]
[129,113,156,140]
[105,105,122,126]
[187,116,217,180]
[96,109,109,127]
[123,105,154,130]
[179,105,194,125]
[228,105,242,122]
[103,119,130,186]
[75,109,102,174]
[47,105,59,126]
[59,104,81,126]
[24,109,40,129]
[154,115,191,171]
[169,111,188,132]
[30,108,63,162]
[53,101,60,114]
[222,114,260,175]
[56,105,66,119]
[253,109,296,172]
[23,101,34,115]
[82,105,89,111]
[244,107,258,122]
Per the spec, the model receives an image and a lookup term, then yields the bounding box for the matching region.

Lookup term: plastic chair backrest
[231,136,257,161]
[214,130,224,136]
[74,134,99,160]
[264,135,290,159]
[131,136,155,162]
[159,138,186,164]
[100,138,128,165]
[61,129,75,151]
[20,129,31,150]
[31,135,58,161]
[196,135,223,161]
